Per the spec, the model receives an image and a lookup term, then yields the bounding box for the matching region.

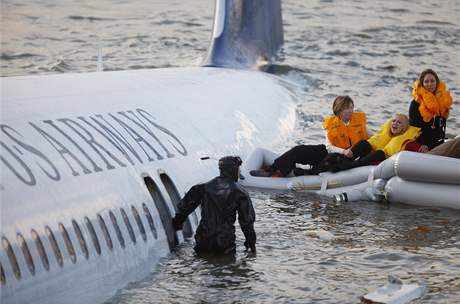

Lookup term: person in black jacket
[409,69,453,151]
[172,156,256,255]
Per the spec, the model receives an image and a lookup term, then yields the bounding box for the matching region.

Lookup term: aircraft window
[59,223,76,264]
[45,226,63,267]
[109,211,125,248]
[72,220,89,260]
[142,203,158,239]
[144,176,175,250]
[131,206,147,242]
[84,217,101,255]
[31,230,49,271]
[160,173,194,238]
[17,233,35,275]
[1,237,21,280]
[120,208,136,244]
[97,214,113,251]
[0,262,5,285]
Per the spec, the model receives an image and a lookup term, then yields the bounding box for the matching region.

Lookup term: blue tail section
[203,0,284,69]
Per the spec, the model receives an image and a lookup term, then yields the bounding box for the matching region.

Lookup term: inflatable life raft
[240,148,460,210]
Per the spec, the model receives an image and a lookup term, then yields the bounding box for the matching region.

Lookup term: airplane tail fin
[202,0,284,69]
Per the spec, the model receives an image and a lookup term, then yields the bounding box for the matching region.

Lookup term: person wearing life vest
[323,95,369,157]
[409,69,453,151]
[250,95,370,177]
[347,113,421,166]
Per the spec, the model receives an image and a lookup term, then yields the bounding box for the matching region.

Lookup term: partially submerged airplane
[0,1,298,303]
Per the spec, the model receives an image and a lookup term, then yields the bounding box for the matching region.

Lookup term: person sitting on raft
[250,95,370,177]
[409,68,453,152]
[341,113,421,167]
[301,113,457,174]
[322,69,455,171]
[426,137,460,159]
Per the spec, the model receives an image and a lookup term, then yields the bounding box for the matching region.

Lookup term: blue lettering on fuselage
[0,108,188,187]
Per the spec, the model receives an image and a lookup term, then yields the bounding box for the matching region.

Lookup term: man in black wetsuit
[172,156,256,254]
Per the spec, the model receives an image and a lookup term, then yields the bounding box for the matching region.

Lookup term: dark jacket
[173,176,256,254]
[409,100,446,149]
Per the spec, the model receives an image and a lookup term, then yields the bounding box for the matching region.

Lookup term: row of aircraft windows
[0,203,159,286]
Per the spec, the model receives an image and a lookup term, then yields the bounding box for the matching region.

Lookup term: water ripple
[67,15,116,21]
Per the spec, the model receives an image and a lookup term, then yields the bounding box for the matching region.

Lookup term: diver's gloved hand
[172,216,183,231]
[244,240,256,253]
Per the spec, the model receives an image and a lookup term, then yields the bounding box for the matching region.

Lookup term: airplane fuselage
[0,66,296,303]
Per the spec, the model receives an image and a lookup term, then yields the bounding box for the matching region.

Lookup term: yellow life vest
[368,119,421,157]
[367,120,392,150]
[323,112,368,149]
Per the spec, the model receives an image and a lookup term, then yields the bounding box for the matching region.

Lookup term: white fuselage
[0,67,296,304]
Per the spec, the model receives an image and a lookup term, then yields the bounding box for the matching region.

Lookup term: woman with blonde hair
[346,113,421,166]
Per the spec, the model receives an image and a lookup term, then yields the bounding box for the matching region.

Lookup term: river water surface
[2,0,459,303]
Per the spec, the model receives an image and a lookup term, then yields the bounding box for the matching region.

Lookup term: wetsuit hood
[218,156,242,181]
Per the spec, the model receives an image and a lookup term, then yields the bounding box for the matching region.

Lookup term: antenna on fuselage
[96,39,103,72]
[200,156,218,161]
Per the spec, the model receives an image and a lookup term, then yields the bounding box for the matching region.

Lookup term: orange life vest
[323,112,368,149]
[411,80,453,122]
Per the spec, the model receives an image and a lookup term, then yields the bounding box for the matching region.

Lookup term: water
[2,0,460,303]
[109,194,460,303]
